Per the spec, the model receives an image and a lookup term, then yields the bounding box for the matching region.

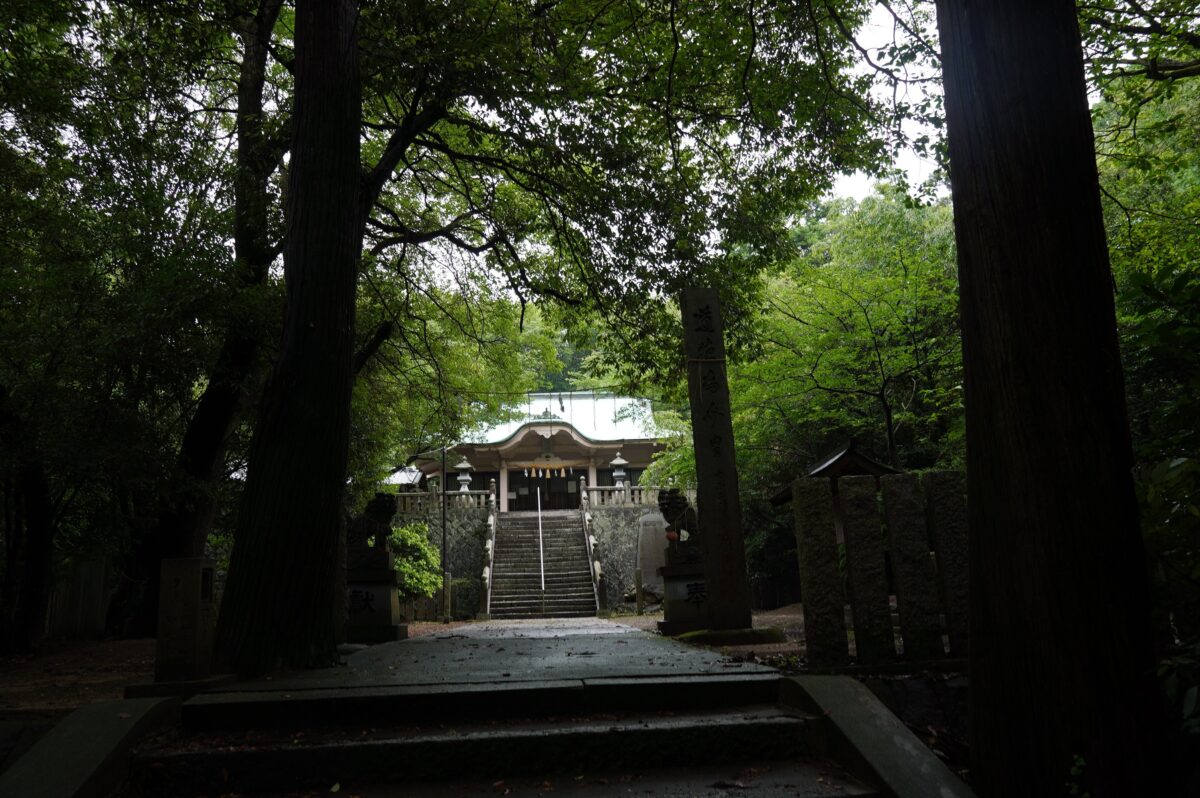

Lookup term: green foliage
[1098,79,1200,465]
[637,188,963,588]
[1095,80,1200,679]
[0,3,249,562]
[1065,754,1091,798]
[637,408,697,489]
[388,522,442,602]
[734,188,963,475]
[1158,640,1200,735]
[1081,1,1200,138]
[347,276,556,511]
[355,0,889,389]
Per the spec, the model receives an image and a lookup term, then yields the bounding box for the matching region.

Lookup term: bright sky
[831,148,941,200]
[828,5,943,200]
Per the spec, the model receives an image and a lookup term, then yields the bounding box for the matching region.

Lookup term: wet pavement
[226,618,777,693]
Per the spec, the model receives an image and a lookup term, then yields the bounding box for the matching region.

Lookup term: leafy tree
[348,277,558,509]
[637,189,962,602]
[212,0,888,672]
[0,2,244,649]
[1097,79,1200,466]
[1081,0,1200,127]
[1096,76,1200,743]
[738,191,961,470]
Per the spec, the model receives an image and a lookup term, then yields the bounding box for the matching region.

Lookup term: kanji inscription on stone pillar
[680,288,752,630]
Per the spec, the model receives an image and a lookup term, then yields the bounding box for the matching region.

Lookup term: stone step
[488,609,598,619]
[491,587,593,596]
[489,590,595,600]
[177,673,788,731]
[491,581,594,591]
[488,606,597,616]
[494,547,586,554]
[491,513,591,610]
[492,559,590,568]
[491,579,593,589]
[494,537,584,544]
[491,589,592,598]
[491,583,594,593]
[489,603,595,612]
[492,558,590,566]
[498,529,581,535]
[489,593,596,603]
[491,568,592,577]
[132,706,821,795]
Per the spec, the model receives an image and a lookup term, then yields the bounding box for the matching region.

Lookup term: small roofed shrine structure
[411,392,665,512]
[770,440,899,507]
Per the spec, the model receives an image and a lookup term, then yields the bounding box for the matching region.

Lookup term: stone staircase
[488,510,597,619]
[127,670,885,796]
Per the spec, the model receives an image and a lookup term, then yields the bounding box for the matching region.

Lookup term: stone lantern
[455,457,474,491]
[610,451,628,488]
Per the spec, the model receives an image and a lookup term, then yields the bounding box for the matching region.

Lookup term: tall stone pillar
[680,288,752,630]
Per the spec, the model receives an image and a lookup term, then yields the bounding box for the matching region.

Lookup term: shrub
[389,522,442,602]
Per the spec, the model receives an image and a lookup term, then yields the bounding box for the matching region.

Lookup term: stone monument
[345,493,408,643]
[155,557,216,682]
[656,488,708,634]
[680,287,753,630]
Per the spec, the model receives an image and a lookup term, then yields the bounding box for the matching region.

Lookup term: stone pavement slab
[219,618,776,693]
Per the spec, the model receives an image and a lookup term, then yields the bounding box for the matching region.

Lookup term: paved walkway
[227,618,776,693]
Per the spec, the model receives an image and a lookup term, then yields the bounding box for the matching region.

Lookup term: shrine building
[411,392,664,512]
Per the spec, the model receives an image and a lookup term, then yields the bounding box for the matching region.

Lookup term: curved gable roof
[465,392,658,445]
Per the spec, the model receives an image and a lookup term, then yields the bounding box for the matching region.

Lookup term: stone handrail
[585,485,630,506]
[580,478,607,614]
[583,485,690,507]
[482,480,498,617]
[397,489,491,514]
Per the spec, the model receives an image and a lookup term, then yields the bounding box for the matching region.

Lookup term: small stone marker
[924,471,969,656]
[636,511,667,597]
[657,489,708,635]
[838,476,895,663]
[792,478,848,665]
[680,288,752,631]
[155,557,216,682]
[881,474,944,660]
[345,493,408,643]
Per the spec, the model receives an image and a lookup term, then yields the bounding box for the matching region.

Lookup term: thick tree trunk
[934,2,1168,795]
[214,0,361,674]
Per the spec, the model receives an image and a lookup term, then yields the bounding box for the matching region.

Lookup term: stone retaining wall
[394,505,489,620]
[591,506,661,609]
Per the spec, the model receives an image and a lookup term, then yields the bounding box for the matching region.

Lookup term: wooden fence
[793,471,968,666]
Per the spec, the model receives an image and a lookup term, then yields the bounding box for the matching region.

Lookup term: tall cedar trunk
[214,0,360,674]
[123,4,286,636]
[934,2,1168,794]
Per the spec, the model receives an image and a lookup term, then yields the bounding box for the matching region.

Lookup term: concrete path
[227,618,776,692]
[124,619,974,797]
